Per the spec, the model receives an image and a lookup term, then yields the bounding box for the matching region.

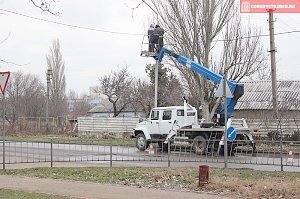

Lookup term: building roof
[88,101,141,113]
[235,80,300,110]
[88,104,111,113]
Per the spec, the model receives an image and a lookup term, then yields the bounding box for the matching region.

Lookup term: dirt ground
[0,162,240,199]
[0,174,238,199]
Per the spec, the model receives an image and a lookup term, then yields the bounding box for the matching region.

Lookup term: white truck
[133,99,255,154]
[135,47,256,154]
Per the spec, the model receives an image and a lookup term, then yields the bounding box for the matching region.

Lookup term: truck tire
[192,135,207,155]
[135,134,148,151]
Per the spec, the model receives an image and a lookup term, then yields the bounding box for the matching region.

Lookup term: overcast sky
[0,1,300,96]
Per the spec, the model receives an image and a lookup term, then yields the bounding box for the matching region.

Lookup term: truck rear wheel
[192,135,207,155]
[135,134,148,151]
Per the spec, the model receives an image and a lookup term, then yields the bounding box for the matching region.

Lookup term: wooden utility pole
[268,9,279,119]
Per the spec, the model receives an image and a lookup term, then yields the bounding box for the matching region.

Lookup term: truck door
[146,110,160,135]
[159,110,173,135]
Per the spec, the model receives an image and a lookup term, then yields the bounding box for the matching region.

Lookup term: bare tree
[30,0,59,15]
[98,67,133,117]
[4,71,46,123]
[143,0,267,121]
[131,79,153,117]
[67,90,91,118]
[46,39,68,117]
[0,1,58,66]
[145,63,183,107]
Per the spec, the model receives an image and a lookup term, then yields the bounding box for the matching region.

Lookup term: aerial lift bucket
[140,34,158,58]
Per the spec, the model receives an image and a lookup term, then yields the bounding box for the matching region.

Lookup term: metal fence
[6,117,300,139]
[246,118,300,137]
[16,116,72,134]
[1,138,299,170]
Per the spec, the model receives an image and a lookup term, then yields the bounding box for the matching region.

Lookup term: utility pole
[268,9,283,172]
[154,61,159,107]
[223,78,228,169]
[46,68,52,132]
[268,9,279,119]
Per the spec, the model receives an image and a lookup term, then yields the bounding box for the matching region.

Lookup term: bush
[290,131,300,141]
[283,134,291,141]
[267,130,280,140]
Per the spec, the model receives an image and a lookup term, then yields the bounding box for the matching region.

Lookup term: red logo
[240,0,300,13]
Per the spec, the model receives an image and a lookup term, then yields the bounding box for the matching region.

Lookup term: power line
[213,30,300,42]
[1,8,300,41]
[0,8,144,36]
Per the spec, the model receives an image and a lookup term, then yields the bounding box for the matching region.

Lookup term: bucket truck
[134,47,255,155]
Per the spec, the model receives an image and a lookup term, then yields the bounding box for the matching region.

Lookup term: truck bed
[177,127,225,132]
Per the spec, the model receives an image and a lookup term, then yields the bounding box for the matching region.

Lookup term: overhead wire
[212,30,300,42]
[277,18,300,40]
[0,8,144,36]
[1,8,300,41]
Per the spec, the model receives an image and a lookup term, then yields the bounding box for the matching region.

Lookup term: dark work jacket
[148,28,155,43]
[153,27,164,44]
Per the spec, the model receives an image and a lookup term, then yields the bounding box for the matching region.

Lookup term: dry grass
[196,177,299,198]
[195,169,300,198]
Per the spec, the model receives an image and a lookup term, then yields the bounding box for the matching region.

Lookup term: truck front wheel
[135,134,149,151]
[192,135,207,155]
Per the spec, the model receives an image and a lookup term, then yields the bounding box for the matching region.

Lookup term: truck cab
[133,103,197,151]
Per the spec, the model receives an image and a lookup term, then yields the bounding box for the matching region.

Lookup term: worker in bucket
[153,24,164,53]
[148,24,155,52]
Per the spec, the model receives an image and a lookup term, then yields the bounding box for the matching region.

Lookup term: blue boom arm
[156,47,243,120]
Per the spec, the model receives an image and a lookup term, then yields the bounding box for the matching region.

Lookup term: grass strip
[0,167,299,198]
[0,188,70,199]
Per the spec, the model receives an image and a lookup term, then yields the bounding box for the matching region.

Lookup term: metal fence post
[2,94,6,170]
[50,138,53,168]
[168,138,171,167]
[110,139,113,167]
[280,137,283,171]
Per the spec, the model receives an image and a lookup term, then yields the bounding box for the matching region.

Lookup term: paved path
[0,175,236,199]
